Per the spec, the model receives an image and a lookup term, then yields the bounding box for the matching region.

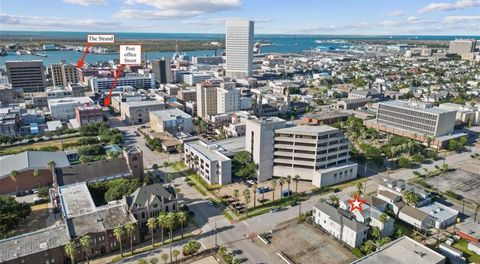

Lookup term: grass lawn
[452,239,480,263]
[12,203,49,236]
[0,136,83,155]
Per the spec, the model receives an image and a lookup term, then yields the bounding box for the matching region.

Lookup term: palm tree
[125,222,136,255]
[243,189,251,216]
[271,179,277,201]
[10,170,18,193]
[379,213,388,226]
[172,249,180,262]
[164,212,176,263]
[286,176,292,197]
[158,213,167,245]
[163,161,169,182]
[152,164,159,179]
[362,240,375,254]
[147,218,157,248]
[356,181,364,196]
[33,168,41,188]
[279,178,285,200]
[252,183,257,208]
[176,211,187,239]
[161,253,169,264]
[65,240,76,264]
[372,226,381,240]
[79,235,92,264]
[293,175,300,193]
[328,194,339,207]
[113,225,125,257]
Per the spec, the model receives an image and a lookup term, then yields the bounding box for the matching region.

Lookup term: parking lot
[254,222,356,264]
[425,159,480,202]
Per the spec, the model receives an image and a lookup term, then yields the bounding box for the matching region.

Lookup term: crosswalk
[201,218,231,233]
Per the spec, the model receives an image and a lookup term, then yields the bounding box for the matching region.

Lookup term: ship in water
[0,48,7,56]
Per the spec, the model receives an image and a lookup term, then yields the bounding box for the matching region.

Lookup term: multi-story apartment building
[365,100,456,144]
[6,60,46,93]
[196,82,218,119]
[177,88,196,102]
[449,39,476,55]
[273,125,357,187]
[245,117,287,182]
[184,73,214,85]
[149,108,193,134]
[75,105,103,126]
[313,202,370,248]
[48,97,93,120]
[51,63,79,87]
[89,74,155,94]
[217,82,240,114]
[184,140,232,185]
[226,19,254,79]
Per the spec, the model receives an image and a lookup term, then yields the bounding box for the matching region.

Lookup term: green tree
[0,196,31,239]
[362,240,375,254]
[372,226,381,240]
[147,217,157,248]
[113,225,125,257]
[65,240,76,264]
[395,227,406,238]
[150,257,159,264]
[79,235,92,264]
[158,213,167,245]
[164,213,176,263]
[182,240,201,256]
[279,178,285,199]
[293,175,300,193]
[356,181,364,196]
[176,211,188,239]
[161,253,169,264]
[10,170,19,193]
[328,194,339,207]
[233,189,240,201]
[271,179,278,201]
[137,259,148,264]
[172,249,180,262]
[396,156,412,168]
[286,176,292,197]
[378,237,392,246]
[379,213,388,226]
[125,222,136,255]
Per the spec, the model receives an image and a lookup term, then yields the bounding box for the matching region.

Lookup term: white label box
[119,45,142,65]
[87,34,115,43]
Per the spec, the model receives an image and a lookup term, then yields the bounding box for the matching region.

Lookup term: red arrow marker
[103,64,125,106]
[77,43,91,68]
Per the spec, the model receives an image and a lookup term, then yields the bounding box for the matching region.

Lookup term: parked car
[257,186,270,194]
[207,200,214,206]
[270,207,281,213]
[281,190,292,197]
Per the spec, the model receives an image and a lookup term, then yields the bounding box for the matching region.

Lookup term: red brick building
[0,151,70,195]
[75,105,104,127]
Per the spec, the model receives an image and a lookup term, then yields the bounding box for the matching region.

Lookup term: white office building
[217,82,240,114]
[89,74,155,94]
[48,97,93,120]
[149,108,193,134]
[449,39,476,55]
[273,125,357,187]
[226,19,254,79]
[184,140,232,185]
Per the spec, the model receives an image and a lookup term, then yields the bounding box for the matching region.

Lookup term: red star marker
[348,194,366,212]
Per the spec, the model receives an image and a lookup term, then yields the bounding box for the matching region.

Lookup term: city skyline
[1,0,479,35]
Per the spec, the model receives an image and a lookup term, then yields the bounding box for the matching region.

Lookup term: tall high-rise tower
[226,19,254,79]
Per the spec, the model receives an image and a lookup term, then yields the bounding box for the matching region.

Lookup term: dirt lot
[254,222,356,264]
[217,179,316,208]
[425,159,480,202]
[12,203,49,236]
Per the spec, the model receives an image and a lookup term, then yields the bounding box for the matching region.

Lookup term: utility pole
[298,201,302,217]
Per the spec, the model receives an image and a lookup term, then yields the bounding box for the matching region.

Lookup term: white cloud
[443,15,480,23]
[63,0,107,6]
[386,10,404,17]
[116,0,241,19]
[182,17,272,28]
[0,13,120,30]
[380,16,432,27]
[419,0,480,13]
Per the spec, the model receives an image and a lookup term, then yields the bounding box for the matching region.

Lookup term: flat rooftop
[58,182,96,219]
[150,108,191,120]
[185,140,230,162]
[123,100,165,108]
[417,202,459,221]
[276,125,339,135]
[214,136,246,156]
[352,236,445,264]
[379,100,456,115]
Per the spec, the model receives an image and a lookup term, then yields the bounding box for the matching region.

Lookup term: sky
[1,0,479,35]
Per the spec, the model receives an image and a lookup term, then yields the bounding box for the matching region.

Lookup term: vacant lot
[426,159,480,203]
[0,136,82,155]
[254,222,356,264]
